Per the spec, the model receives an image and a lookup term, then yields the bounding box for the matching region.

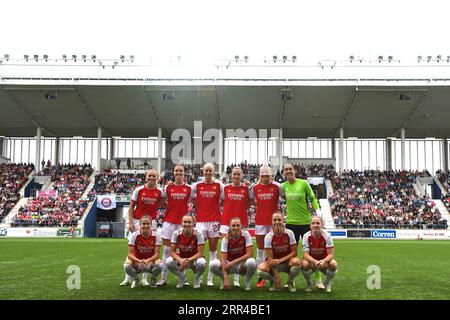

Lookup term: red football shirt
[171,228,205,258]
[221,231,253,262]
[131,185,162,219]
[221,184,252,227]
[264,229,297,259]
[162,184,192,224]
[302,230,334,260]
[251,181,282,226]
[192,181,223,222]
[128,231,161,260]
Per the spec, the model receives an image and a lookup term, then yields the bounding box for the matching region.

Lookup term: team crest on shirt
[240,189,245,193]
[271,187,275,192]
[212,186,217,190]
[183,188,188,192]
[154,193,158,197]
[200,186,203,190]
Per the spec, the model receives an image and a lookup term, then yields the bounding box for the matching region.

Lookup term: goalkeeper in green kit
[281,163,325,290]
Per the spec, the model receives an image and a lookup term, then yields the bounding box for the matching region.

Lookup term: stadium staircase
[41,177,52,191]
[319,198,335,229]
[433,200,450,229]
[81,171,96,198]
[413,182,425,197]
[18,171,35,197]
[325,179,334,197]
[2,197,29,226]
[433,177,446,195]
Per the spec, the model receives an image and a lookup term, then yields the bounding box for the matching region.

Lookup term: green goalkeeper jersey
[282,178,319,225]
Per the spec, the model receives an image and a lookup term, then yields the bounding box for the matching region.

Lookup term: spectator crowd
[0,163,34,221]
[329,170,447,229]
[11,164,93,227]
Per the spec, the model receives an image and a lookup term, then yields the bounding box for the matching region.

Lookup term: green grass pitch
[1,238,449,300]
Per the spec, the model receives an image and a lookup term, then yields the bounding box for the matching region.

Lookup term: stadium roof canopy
[1,56,450,139]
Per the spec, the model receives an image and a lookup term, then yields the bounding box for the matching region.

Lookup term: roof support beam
[334,86,358,137]
[392,87,430,137]
[214,86,223,128]
[143,86,162,131]
[0,86,56,137]
[72,86,111,136]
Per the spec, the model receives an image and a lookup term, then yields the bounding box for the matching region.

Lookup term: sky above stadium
[2,0,450,63]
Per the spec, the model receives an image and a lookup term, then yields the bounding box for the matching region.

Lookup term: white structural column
[385,138,392,171]
[0,137,4,158]
[218,128,224,175]
[110,137,114,160]
[339,128,344,171]
[443,138,449,173]
[278,128,283,171]
[157,127,162,175]
[400,128,406,170]
[36,127,42,172]
[97,127,102,172]
[54,137,60,165]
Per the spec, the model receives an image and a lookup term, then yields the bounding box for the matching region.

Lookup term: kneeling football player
[209,217,256,290]
[301,216,338,292]
[257,212,302,292]
[166,215,206,289]
[123,215,162,288]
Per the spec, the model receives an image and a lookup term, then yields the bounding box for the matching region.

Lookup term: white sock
[302,269,313,284]
[124,264,138,280]
[161,246,171,280]
[142,272,148,281]
[123,274,131,283]
[256,249,265,266]
[234,273,240,283]
[245,258,257,284]
[152,263,163,279]
[208,250,217,281]
[209,259,224,280]
[167,257,185,280]
[195,258,207,281]
[325,269,336,284]
[288,266,301,283]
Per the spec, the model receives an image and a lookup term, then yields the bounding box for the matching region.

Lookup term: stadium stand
[329,170,447,229]
[0,163,34,222]
[11,164,93,227]
[436,170,450,209]
[88,170,146,200]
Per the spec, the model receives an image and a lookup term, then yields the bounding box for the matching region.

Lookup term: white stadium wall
[0,227,83,238]
[288,158,336,167]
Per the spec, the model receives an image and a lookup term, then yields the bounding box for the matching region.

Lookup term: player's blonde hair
[232,166,243,174]
[229,216,242,226]
[259,165,272,176]
[174,163,185,172]
[140,215,152,224]
[145,169,158,178]
[203,163,215,172]
[311,215,323,226]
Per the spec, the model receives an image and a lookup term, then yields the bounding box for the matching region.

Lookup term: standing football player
[282,163,324,289]
[220,166,254,287]
[250,165,283,288]
[120,169,163,286]
[158,164,193,286]
[190,163,224,287]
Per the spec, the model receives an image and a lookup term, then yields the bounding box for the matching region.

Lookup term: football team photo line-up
[121,162,338,292]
